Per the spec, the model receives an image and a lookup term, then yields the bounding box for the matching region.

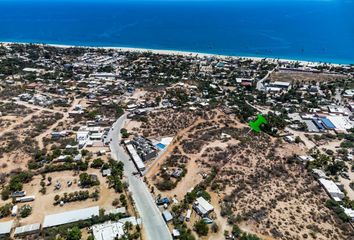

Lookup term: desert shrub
[19,205,32,218]
[79,173,100,188]
[325,199,350,222]
[8,171,33,192]
[107,159,124,193]
[54,190,100,205]
[42,161,88,173]
[90,158,104,169]
[0,203,13,218]
[156,179,176,191]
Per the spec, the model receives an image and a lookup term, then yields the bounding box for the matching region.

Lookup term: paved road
[108,114,172,240]
[256,65,278,91]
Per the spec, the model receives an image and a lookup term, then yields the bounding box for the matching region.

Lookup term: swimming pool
[156,143,166,150]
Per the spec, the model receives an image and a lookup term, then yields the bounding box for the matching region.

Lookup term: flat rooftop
[43,206,99,228]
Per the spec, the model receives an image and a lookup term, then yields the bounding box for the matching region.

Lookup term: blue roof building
[321,118,336,129]
[312,119,325,131]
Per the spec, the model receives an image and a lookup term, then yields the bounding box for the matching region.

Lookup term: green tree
[19,205,32,218]
[232,225,242,237]
[91,158,104,169]
[240,233,261,240]
[194,220,208,236]
[67,226,82,240]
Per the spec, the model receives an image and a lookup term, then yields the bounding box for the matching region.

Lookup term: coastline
[0,41,349,67]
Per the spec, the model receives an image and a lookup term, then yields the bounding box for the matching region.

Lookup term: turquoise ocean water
[0,0,353,64]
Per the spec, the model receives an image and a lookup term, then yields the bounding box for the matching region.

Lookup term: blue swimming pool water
[156,143,166,150]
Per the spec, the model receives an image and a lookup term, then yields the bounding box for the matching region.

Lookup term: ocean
[0,0,353,64]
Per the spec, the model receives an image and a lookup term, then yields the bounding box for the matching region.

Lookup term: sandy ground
[0,110,41,138]
[35,98,81,149]
[137,107,351,240]
[124,119,142,133]
[11,168,119,226]
[144,110,242,239]
[0,150,32,174]
[269,71,348,83]
[0,116,18,132]
[145,116,205,180]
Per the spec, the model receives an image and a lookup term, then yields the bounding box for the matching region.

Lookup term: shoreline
[1,41,350,67]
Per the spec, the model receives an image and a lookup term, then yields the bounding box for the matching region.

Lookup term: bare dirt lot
[269,70,348,84]
[16,168,119,226]
[136,108,354,240]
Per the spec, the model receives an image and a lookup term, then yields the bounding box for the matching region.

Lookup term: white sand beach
[0,41,346,67]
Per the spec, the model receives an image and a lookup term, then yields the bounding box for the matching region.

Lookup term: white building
[342,207,354,221]
[343,89,354,98]
[43,206,99,228]
[90,73,118,80]
[327,116,353,132]
[327,105,349,116]
[11,205,18,216]
[14,223,41,237]
[77,131,89,148]
[318,178,345,201]
[193,197,214,217]
[126,144,145,171]
[92,217,140,240]
[266,81,291,92]
[312,169,327,179]
[0,220,13,237]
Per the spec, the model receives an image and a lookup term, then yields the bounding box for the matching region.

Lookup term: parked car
[203,217,214,224]
[340,172,350,180]
[156,197,170,206]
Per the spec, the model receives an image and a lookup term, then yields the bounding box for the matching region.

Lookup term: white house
[193,197,214,217]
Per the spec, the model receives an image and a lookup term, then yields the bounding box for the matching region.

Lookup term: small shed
[11,205,18,216]
[162,210,173,222]
[102,169,112,177]
[172,229,180,238]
